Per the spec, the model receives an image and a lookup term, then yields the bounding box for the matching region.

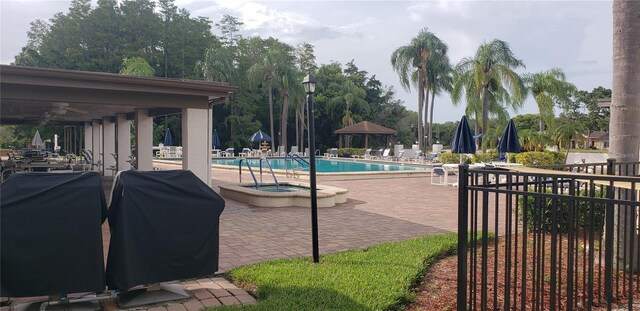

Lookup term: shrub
[515,151,565,166]
[518,188,606,233]
[471,152,499,164]
[439,152,468,164]
[338,148,366,157]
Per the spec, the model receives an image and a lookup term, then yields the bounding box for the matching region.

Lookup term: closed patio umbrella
[31,130,44,149]
[212,129,221,149]
[451,116,476,164]
[163,128,173,146]
[497,118,521,162]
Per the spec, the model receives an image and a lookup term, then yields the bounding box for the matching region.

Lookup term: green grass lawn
[211,233,458,311]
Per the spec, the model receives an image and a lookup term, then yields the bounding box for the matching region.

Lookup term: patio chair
[289,146,299,156]
[240,148,251,157]
[304,147,310,157]
[224,148,235,157]
[329,148,338,158]
[362,148,372,159]
[277,146,286,157]
[400,149,415,162]
[382,148,392,161]
[81,149,102,171]
[431,167,447,186]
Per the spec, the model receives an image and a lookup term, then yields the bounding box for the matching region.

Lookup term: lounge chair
[381,149,392,161]
[328,148,338,158]
[362,148,372,159]
[400,149,414,162]
[289,146,299,156]
[431,167,447,186]
[372,148,384,160]
[223,148,235,157]
[81,149,102,171]
[304,147,310,157]
[277,146,286,157]
[239,148,251,157]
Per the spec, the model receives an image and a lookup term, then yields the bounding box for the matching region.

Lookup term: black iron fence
[534,159,640,177]
[457,164,640,310]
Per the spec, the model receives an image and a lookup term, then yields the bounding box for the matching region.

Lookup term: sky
[0,0,613,122]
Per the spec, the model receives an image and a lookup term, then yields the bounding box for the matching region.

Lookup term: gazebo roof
[334,121,397,135]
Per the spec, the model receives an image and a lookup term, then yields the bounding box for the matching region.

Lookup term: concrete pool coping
[218,182,348,208]
[155,158,435,181]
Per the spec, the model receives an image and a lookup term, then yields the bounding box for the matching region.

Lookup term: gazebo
[333,121,397,148]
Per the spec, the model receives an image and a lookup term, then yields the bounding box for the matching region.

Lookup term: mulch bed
[407,233,640,310]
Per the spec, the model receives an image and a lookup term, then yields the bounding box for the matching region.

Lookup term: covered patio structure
[0,65,236,186]
[333,121,397,148]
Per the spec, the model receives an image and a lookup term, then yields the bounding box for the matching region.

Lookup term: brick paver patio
[4,163,460,310]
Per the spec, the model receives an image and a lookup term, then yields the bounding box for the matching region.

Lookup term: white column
[102,117,116,175]
[182,107,212,185]
[136,109,153,171]
[92,120,102,173]
[116,114,131,171]
[84,122,92,152]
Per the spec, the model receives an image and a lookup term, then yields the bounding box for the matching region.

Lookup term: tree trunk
[280,91,289,153]
[539,116,545,132]
[429,90,436,148]
[611,0,640,271]
[424,88,429,152]
[268,84,275,148]
[295,107,299,149]
[417,69,425,151]
[481,83,489,153]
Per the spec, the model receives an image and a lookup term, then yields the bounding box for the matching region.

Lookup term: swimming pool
[211,157,426,173]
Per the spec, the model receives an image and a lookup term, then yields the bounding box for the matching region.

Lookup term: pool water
[245,185,309,192]
[211,158,426,173]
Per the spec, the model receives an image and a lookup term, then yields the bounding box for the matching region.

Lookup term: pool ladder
[238,157,279,189]
[284,154,309,178]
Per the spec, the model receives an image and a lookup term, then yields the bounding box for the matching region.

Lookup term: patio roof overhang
[0,65,237,126]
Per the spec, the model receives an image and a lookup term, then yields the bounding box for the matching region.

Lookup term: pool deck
[3,163,462,311]
[155,161,460,272]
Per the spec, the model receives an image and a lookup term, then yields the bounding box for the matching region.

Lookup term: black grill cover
[106,170,225,290]
[0,172,107,297]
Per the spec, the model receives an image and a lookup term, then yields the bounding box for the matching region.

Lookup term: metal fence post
[607,158,616,176]
[457,164,469,311]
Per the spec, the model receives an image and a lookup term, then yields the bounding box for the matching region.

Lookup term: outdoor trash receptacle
[106,170,225,290]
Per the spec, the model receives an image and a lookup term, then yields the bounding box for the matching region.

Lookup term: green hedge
[518,188,605,232]
[514,151,565,166]
[336,148,367,157]
[439,152,468,164]
[471,152,499,164]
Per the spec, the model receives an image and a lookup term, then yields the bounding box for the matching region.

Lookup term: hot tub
[218,182,348,208]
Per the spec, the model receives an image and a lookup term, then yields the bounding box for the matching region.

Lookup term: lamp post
[302,72,320,264]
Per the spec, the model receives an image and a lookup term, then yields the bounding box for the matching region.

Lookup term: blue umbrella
[212,129,221,149]
[164,127,173,146]
[451,116,476,163]
[249,130,271,142]
[498,119,521,162]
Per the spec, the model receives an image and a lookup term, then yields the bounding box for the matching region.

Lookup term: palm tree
[452,39,527,151]
[611,0,640,269]
[391,28,447,151]
[554,120,586,161]
[524,68,576,131]
[278,68,302,152]
[426,54,453,148]
[248,49,287,147]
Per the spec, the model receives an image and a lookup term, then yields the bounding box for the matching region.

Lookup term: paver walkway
[4,163,461,311]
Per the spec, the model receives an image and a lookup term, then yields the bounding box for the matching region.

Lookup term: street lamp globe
[302,73,317,94]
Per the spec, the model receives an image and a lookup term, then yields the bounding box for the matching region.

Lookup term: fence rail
[534,160,640,177]
[457,163,640,310]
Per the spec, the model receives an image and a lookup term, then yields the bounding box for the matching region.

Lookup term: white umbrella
[31,130,44,149]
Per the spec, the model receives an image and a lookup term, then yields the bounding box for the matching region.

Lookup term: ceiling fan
[52,102,89,115]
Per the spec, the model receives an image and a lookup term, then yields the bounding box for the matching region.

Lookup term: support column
[84,122,92,153]
[92,120,102,173]
[182,107,211,186]
[102,117,116,176]
[116,114,131,171]
[136,109,153,171]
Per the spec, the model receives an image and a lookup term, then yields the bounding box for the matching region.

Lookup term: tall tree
[611,0,640,267]
[391,28,447,152]
[294,42,316,150]
[524,68,576,131]
[452,39,526,151]
[426,53,453,147]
